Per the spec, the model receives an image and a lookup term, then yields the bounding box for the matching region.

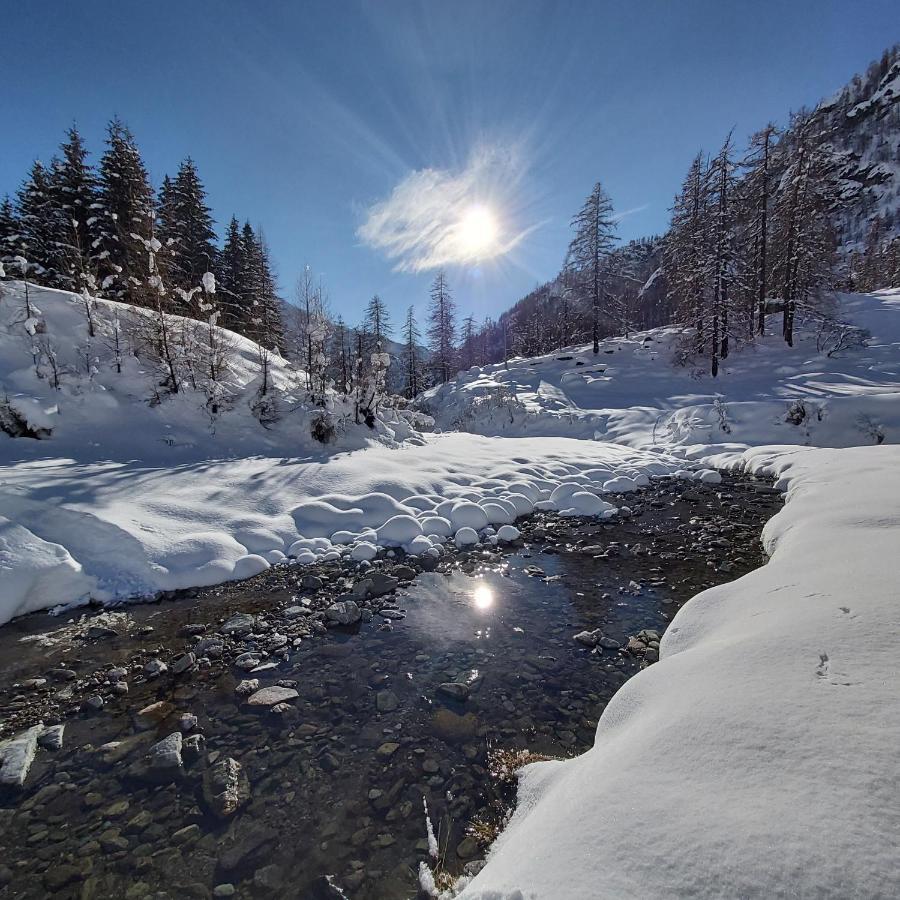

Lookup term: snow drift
[459,444,900,899]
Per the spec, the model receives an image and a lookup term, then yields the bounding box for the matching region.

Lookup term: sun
[457,205,499,257]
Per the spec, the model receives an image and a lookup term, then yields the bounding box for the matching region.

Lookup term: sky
[2,0,897,327]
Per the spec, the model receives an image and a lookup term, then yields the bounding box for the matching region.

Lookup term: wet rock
[82,694,105,711]
[37,723,65,751]
[0,725,41,788]
[437,682,470,701]
[183,734,206,761]
[194,637,225,658]
[253,863,284,892]
[431,709,478,743]
[393,565,416,580]
[87,624,119,639]
[204,757,251,818]
[376,742,400,758]
[573,629,601,647]
[220,613,256,636]
[44,864,82,890]
[325,600,362,625]
[179,713,198,732]
[48,668,77,682]
[456,836,479,860]
[246,686,299,707]
[235,679,260,696]
[213,886,236,898]
[376,690,399,712]
[217,822,277,875]
[172,824,201,846]
[307,875,351,899]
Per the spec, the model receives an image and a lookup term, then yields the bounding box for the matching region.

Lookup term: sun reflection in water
[472,584,495,610]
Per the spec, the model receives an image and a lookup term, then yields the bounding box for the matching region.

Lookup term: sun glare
[472,584,495,610]
[457,205,499,257]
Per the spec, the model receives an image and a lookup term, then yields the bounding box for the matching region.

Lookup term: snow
[460,445,900,899]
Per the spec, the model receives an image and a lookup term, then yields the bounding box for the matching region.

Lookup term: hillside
[423,289,900,453]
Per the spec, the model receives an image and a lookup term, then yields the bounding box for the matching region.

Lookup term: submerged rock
[0,725,41,788]
[246,686,299,707]
[204,757,250,818]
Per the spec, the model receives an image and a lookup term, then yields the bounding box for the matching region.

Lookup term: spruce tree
[0,196,20,274]
[17,160,66,285]
[567,182,617,352]
[217,216,247,332]
[159,158,217,306]
[97,118,155,302]
[51,125,102,292]
[401,305,423,399]
[363,294,392,352]
[242,223,283,350]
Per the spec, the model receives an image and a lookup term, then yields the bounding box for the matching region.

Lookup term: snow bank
[460,445,900,899]
[424,289,900,455]
[0,434,679,625]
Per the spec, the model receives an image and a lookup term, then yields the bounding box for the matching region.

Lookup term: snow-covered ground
[458,444,900,899]
[424,290,900,455]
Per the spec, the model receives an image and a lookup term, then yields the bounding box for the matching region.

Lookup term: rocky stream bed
[0,474,782,900]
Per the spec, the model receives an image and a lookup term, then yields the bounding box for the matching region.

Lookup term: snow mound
[460,445,900,899]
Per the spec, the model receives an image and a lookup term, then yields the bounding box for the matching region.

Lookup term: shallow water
[0,475,782,899]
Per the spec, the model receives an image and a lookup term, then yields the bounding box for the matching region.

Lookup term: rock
[431,710,478,743]
[235,679,260,696]
[82,694,105,711]
[626,636,648,655]
[213,886,236,898]
[172,652,196,675]
[44,865,81,890]
[172,824,201,846]
[194,637,225,658]
[234,651,262,671]
[379,608,405,620]
[456,836,479,860]
[644,647,660,663]
[376,742,400,758]
[125,811,154,834]
[217,823,277,874]
[87,624,119,639]
[183,734,206,761]
[135,700,175,729]
[437,682,470,701]
[367,573,399,597]
[300,574,323,590]
[204,757,251,818]
[376,690,399,712]
[179,713,198,732]
[0,725,41,788]
[325,600,361,625]
[573,629,601,647]
[254,864,284,892]
[220,613,256,636]
[180,623,208,637]
[393,565,416,580]
[37,724,65,751]
[143,658,168,678]
[283,605,309,618]
[145,732,183,774]
[246,686,299,707]
[107,667,128,682]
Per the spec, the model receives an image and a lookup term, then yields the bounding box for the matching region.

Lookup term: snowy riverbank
[458,444,900,899]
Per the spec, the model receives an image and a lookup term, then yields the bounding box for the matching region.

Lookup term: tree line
[0,120,284,352]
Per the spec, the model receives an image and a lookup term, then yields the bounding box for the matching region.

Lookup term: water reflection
[472,583,495,610]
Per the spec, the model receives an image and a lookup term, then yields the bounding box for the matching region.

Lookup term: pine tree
[217,216,247,332]
[401,306,423,399]
[427,270,457,383]
[0,196,20,273]
[567,182,617,353]
[17,160,66,285]
[363,294,392,351]
[97,118,155,302]
[159,158,217,307]
[241,223,283,350]
[50,125,102,292]
[459,314,477,370]
[330,314,351,395]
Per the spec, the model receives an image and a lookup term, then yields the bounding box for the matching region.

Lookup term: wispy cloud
[357,144,537,273]
[612,203,650,223]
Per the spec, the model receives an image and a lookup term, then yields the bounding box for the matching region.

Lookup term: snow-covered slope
[459,444,900,900]
[424,290,900,453]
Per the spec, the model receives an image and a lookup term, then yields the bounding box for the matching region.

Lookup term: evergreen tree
[567,182,617,353]
[158,158,217,307]
[217,216,247,332]
[241,223,283,350]
[363,294,392,354]
[459,314,477,370]
[427,270,457,383]
[97,118,155,302]
[0,196,20,273]
[401,305,423,399]
[50,125,103,291]
[17,160,66,285]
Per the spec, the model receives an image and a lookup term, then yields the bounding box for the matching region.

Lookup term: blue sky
[2,0,897,327]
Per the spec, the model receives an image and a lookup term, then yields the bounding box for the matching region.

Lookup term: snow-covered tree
[17,161,66,286]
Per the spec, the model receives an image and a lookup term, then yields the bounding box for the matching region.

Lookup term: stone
[393,565,416,580]
[44,865,81,890]
[234,651,262,671]
[135,700,175,729]
[0,725,41,788]
[437,682,470,701]
[143,658,168,678]
[172,824,201,845]
[376,690,399,712]
[456,836,479,860]
[203,757,251,818]
[220,613,256,636]
[194,637,225,658]
[213,887,236,898]
[179,713,198,732]
[325,600,361,625]
[217,823,277,874]
[172,652,196,675]
[145,732,183,774]
[82,694,105,711]
[37,724,65,751]
[431,709,479,743]
[253,864,284,892]
[235,679,260,696]
[376,742,400,758]
[573,630,601,647]
[246,686,299,707]
[183,734,206,761]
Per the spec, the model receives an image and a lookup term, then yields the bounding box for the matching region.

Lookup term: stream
[0,474,782,900]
